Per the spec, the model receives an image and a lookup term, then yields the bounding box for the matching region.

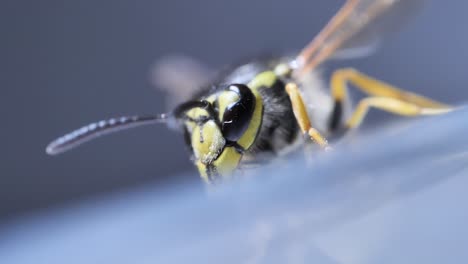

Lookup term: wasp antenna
[46,114,169,155]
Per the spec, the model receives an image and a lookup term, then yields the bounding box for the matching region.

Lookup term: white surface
[1,108,468,264]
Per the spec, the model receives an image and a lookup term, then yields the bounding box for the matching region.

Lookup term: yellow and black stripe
[179,61,298,183]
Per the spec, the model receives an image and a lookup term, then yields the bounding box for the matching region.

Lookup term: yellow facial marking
[195,160,209,182]
[191,120,225,164]
[184,107,208,132]
[195,147,242,183]
[186,107,210,120]
[205,94,217,104]
[212,147,242,178]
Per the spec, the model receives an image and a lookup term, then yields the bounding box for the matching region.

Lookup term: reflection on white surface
[1,108,468,264]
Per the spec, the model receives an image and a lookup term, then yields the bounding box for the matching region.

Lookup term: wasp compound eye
[221,84,256,142]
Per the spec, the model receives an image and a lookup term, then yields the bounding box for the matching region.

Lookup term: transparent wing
[328,39,380,60]
[296,0,425,74]
[150,55,216,109]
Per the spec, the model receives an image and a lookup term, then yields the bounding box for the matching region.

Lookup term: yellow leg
[346,97,452,129]
[329,68,453,130]
[285,82,329,149]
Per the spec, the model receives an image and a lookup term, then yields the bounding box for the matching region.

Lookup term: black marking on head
[174,100,217,122]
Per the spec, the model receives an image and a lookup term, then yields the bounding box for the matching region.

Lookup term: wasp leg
[285,82,329,149]
[329,68,453,130]
[346,96,451,129]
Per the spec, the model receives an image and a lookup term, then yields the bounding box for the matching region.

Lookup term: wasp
[46,0,452,183]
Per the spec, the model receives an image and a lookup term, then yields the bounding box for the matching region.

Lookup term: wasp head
[175,83,263,183]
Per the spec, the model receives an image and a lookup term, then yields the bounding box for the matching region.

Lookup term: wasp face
[177,83,264,183]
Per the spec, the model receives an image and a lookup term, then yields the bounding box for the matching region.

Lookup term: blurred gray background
[1,0,467,223]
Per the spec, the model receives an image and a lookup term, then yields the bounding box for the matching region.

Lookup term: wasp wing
[296,0,425,74]
[150,55,216,110]
[329,39,380,60]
